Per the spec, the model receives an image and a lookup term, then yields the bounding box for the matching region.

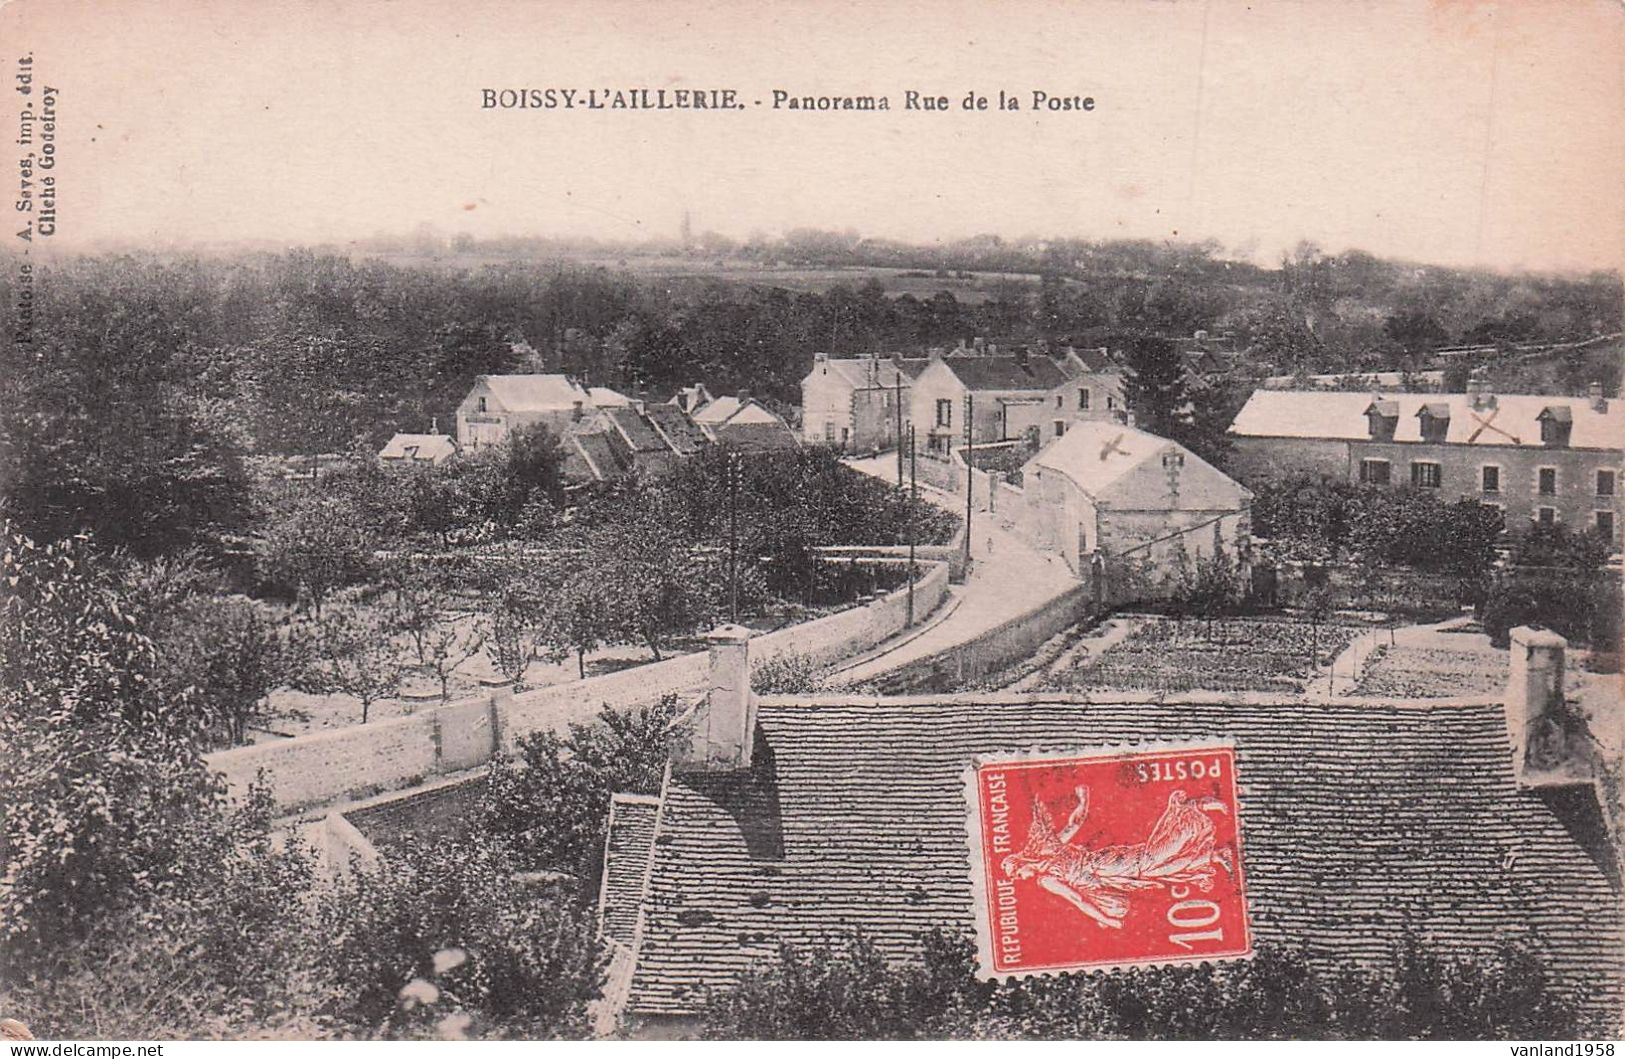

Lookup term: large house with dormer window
[1226,383,1624,544]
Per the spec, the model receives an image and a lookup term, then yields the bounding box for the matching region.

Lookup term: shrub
[313,842,602,1038]
[701,930,1589,1039]
[1481,577,1621,649]
[750,653,830,695]
[480,698,677,882]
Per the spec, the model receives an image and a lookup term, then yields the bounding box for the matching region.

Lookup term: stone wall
[209,559,952,813]
[862,582,1097,693]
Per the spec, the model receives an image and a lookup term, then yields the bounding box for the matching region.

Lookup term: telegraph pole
[907,423,917,627]
[894,369,905,487]
[963,392,974,564]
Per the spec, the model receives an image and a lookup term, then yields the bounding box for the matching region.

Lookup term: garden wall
[863,581,1097,693]
[816,520,970,582]
[208,559,951,813]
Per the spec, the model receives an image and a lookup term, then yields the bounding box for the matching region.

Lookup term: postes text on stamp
[966,743,1251,978]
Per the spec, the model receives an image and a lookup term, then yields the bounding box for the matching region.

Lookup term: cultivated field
[1040,616,1361,695]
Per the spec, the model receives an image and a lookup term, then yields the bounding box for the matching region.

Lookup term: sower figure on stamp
[1001,785,1235,930]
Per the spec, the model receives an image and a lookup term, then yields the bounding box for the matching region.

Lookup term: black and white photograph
[1,0,1622,1043]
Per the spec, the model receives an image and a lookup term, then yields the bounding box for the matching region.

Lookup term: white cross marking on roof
[1467,407,1522,446]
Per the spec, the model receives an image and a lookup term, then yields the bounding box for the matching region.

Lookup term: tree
[257,493,374,614]
[1118,334,1189,438]
[420,614,486,703]
[480,699,677,881]
[501,423,568,520]
[0,525,230,965]
[481,589,546,691]
[294,595,402,724]
[1507,522,1609,571]
[314,842,602,1038]
[543,573,615,679]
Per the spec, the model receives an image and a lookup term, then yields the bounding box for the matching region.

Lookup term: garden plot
[1350,643,1510,699]
[1042,616,1360,694]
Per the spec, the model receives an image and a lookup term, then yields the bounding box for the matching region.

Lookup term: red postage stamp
[965,742,1251,978]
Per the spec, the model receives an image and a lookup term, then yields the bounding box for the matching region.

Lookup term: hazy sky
[8,0,1623,272]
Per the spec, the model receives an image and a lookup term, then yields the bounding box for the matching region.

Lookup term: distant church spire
[680,209,693,249]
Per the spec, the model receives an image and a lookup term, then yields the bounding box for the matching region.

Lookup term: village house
[799,352,930,451]
[998,346,1129,446]
[562,401,714,483]
[1018,422,1251,584]
[596,627,1621,1035]
[669,383,714,416]
[909,347,1123,456]
[691,392,799,452]
[1227,384,1625,544]
[455,374,632,453]
[377,427,457,467]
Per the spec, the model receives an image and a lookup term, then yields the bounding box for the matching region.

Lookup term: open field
[1039,615,1361,695]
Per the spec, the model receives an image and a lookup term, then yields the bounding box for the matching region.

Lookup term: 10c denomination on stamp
[965,742,1252,979]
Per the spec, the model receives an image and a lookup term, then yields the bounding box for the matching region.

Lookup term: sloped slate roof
[600,794,662,948]
[1229,390,1624,450]
[708,419,800,452]
[624,697,1622,1020]
[942,355,1072,392]
[643,404,710,456]
[565,430,628,482]
[601,407,672,455]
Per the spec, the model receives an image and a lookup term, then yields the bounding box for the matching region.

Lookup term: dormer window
[1416,403,1451,444]
[1364,400,1398,441]
[1537,405,1573,447]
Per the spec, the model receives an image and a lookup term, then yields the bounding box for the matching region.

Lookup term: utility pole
[963,392,974,565]
[908,423,917,627]
[894,368,905,487]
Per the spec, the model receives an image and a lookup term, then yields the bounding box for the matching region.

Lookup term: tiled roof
[600,407,671,455]
[706,419,800,452]
[692,396,744,425]
[600,794,661,948]
[590,387,633,408]
[480,374,591,412]
[1024,422,1191,499]
[813,358,927,390]
[941,355,1072,392]
[565,430,628,482]
[1065,346,1117,374]
[1229,390,1624,450]
[624,696,1622,1020]
[378,433,457,462]
[643,404,710,457]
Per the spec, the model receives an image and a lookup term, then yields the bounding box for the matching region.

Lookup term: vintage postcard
[0,0,1621,1044]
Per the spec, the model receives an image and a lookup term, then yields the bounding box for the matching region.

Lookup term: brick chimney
[1468,374,1496,412]
[1589,382,1608,413]
[672,625,757,773]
